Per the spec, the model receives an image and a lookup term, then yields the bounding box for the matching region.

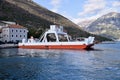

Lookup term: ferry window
[58,34,68,42]
[46,33,56,42]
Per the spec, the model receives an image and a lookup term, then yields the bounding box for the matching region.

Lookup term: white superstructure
[19,25,95,50]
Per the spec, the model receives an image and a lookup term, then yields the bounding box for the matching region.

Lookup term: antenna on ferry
[53,15,61,27]
[53,16,58,25]
[53,16,56,25]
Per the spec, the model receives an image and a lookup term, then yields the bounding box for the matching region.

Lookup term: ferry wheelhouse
[18,25,95,50]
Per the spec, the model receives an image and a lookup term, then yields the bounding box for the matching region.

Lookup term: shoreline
[0,44,18,49]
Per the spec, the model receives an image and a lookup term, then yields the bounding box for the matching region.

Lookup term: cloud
[73,7,119,23]
[73,0,106,23]
[78,0,106,16]
[73,15,99,24]
[50,0,61,12]
[73,0,120,24]
[51,0,61,5]
[112,1,120,7]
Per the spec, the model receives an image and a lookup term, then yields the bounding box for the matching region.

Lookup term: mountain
[77,19,95,30]
[78,12,120,40]
[0,0,110,41]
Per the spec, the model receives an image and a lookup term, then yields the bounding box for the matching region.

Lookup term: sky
[33,0,120,23]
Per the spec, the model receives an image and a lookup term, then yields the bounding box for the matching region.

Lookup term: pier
[0,44,18,49]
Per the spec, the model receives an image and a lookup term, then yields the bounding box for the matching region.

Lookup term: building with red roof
[0,21,28,43]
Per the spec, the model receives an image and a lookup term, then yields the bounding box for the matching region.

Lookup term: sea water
[0,42,120,80]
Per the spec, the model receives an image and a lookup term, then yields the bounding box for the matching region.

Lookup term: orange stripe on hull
[19,44,94,50]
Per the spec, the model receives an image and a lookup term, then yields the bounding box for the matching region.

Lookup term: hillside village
[0,21,28,43]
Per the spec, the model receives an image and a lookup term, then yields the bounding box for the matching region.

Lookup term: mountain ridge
[0,0,111,41]
[78,12,120,40]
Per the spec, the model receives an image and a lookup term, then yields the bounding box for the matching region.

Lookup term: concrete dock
[0,44,18,49]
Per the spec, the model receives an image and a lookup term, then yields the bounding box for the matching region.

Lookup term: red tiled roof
[7,24,26,29]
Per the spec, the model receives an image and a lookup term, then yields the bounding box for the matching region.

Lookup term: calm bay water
[0,42,120,80]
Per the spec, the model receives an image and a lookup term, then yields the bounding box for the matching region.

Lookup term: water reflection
[0,48,118,70]
[0,48,19,58]
[18,49,63,59]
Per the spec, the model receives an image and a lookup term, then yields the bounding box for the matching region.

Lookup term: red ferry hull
[19,44,94,50]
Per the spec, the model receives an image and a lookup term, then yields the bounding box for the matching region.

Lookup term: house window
[20,30,21,32]
[24,35,25,37]
[12,30,13,32]
[24,30,25,32]
[16,30,18,32]
[20,35,22,37]
[5,40,7,42]
[16,35,18,37]
[12,35,13,37]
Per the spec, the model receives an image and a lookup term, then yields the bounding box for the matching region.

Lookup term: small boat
[18,25,95,50]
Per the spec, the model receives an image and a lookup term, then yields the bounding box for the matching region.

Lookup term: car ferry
[18,25,95,50]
